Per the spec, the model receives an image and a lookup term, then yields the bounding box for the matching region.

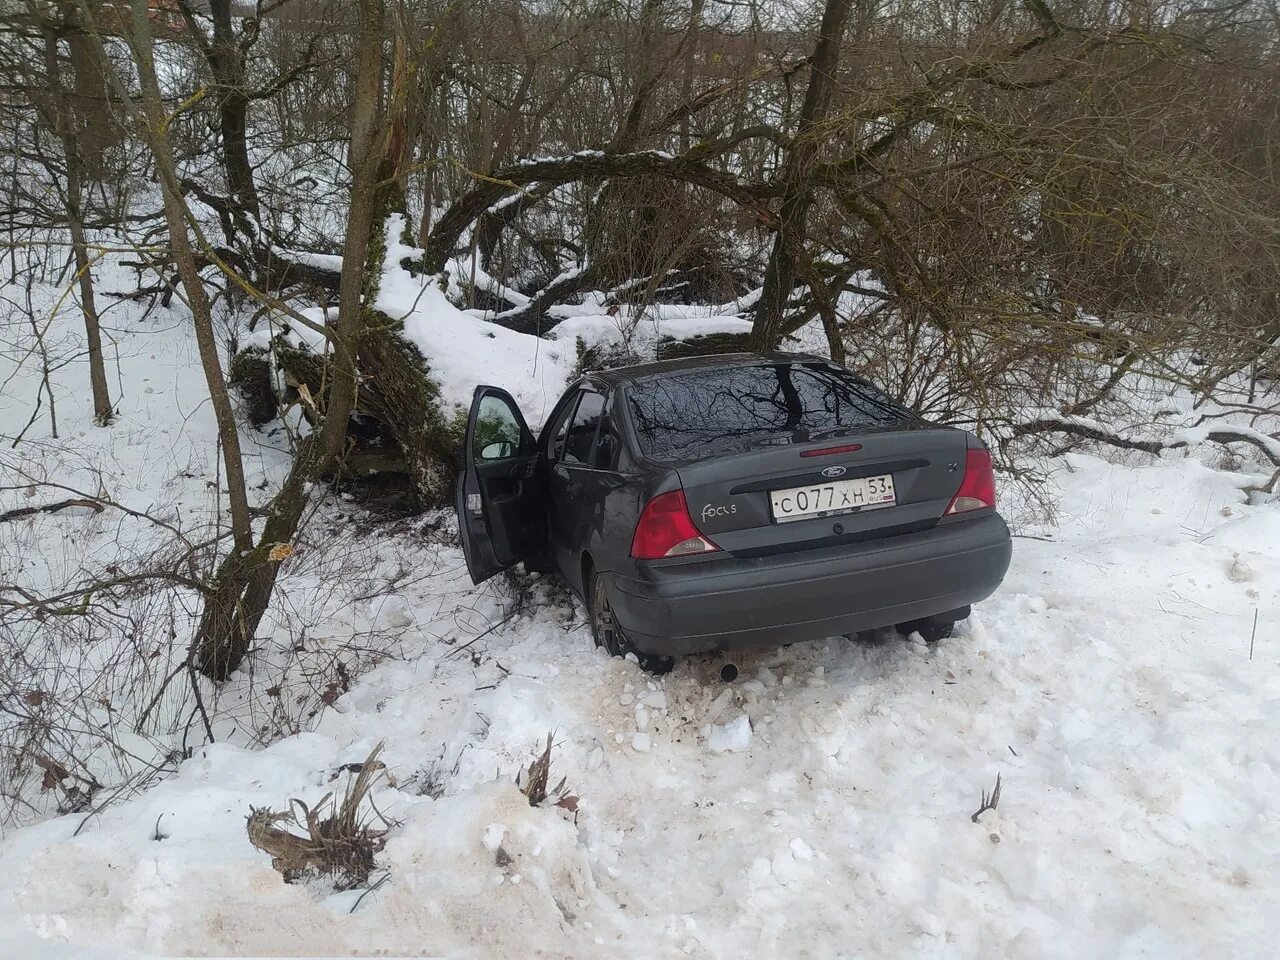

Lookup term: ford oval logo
[821,465,847,479]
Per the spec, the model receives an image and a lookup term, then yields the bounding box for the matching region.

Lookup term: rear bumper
[608,512,1012,656]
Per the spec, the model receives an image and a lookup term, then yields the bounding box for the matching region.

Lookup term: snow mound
[369,218,572,425]
[0,739,627,957]
[379,781,625,955]
[547,310,752,364]
[708,714,753,753]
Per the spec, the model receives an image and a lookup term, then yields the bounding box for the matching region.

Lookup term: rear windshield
[625,362,912,460]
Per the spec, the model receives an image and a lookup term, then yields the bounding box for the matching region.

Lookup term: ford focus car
[455,352,1011,672]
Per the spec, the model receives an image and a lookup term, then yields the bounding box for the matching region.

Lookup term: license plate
[769,474,896,523]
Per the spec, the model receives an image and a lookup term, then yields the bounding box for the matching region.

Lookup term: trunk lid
[676,425,969,557]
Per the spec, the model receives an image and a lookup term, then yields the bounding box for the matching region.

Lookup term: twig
[1250,609,1258,661]
[971,772,1002,823]
[0,474,201,571]
[11,277,57,444]
[443,607,517,660]
[134,660,191,730]
[1010,418,1280,469]
[188,664,215,744]
[349,870,391,913]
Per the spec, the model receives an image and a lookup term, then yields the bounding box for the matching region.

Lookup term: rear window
[625,362,911,460]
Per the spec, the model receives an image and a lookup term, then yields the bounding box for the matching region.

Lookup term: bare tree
[2,1,116,424]
[748,0,853,354]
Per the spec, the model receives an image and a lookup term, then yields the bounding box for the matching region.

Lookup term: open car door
[456,386,548,585]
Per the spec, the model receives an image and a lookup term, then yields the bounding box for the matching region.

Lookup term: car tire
[588,573,675,676]
[845,628,893,646]
[895,616,956,642]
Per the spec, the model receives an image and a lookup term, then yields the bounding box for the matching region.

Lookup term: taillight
[800,443,862,458]
[630,490,720,559]
[946,448,996,515]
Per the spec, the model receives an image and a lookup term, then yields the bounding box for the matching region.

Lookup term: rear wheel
[895,618,955,642]
[896,606,971,642]
[588,573,675,676]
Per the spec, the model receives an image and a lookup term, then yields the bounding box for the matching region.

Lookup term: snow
[376,216,575,424]
[273,246,344,273]
[707,714,753,753]
[389,278,571,425]
[1172,421,1280,462]
[257,217,578,425]
[3,252,1280,959]
[454,252,534,311]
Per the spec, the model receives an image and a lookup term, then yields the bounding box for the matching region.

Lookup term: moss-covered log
[354,311,465,505]
[656,330,752,360]
[229,347,277,427]
[238,310,462,512]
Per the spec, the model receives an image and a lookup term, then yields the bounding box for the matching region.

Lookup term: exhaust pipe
[720,663,738,683]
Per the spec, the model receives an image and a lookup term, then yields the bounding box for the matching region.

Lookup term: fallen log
[1,498,105,522]
[230,309,463,512]
[1008,417,1280,469]
[656,330,752,361]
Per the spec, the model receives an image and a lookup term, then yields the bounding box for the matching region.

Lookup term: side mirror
[480,440,516,461]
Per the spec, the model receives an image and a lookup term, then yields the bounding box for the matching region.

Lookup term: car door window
[473,393,529,463]
[589,399,619,469]
[591,421,614,469]
[544,393,579,461]
[561,390,605,465]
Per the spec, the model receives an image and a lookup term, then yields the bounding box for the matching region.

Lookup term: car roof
[587,351,827,388]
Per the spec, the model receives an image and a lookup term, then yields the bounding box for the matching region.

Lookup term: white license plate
[769,474,896,523]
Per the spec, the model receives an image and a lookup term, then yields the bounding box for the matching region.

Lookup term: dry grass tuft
[517,732,579,813]
[246,742,389,889]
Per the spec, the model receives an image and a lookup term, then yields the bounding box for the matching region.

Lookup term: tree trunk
[194,0,390,680]
[41,18,112,424]
[65,157,113,425]
[237,316,462,508]
[208,0,260,245]
[114,2,259,677]
[679,0,705,154]
[60,0,119,180]
[322,0,386,462]
[420,149,780,276]
[192,443,316,680]
[120,0,254,556]
[749,0,853,351]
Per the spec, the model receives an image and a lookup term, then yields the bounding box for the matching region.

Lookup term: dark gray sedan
[456,352,1011,672]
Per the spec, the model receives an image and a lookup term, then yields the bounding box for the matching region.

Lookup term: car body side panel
[549,462,612,595]
[549,412,675,599]
[551,466,647,598]
[535,378,642,598]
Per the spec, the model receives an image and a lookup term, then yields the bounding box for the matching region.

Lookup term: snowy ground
[2,270,1279,958]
